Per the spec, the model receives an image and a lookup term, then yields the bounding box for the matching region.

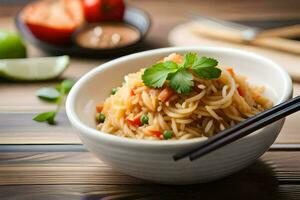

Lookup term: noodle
[96,53,272,140]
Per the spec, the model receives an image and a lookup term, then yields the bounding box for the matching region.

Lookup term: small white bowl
[66,47,292,184]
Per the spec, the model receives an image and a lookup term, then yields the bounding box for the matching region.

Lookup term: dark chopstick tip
[173,154,183,161]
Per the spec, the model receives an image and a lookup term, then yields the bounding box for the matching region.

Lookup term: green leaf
[193,67,222,79]
[33,79,76,125]
[142,61,178,88]
[59,79,76,93]
[169,69,194,94]
[182,53,197,68]
[192,56,221,79]
[141,53,220,95]
[36,87,60,101]
[33,111,56,125]
[192,57,218,69]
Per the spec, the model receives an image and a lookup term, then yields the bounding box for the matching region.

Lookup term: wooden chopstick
[174,96,300,161]
[189,22,300,55]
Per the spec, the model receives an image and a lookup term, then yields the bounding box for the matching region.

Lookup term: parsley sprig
[33,79,75,125]
[142,52,221,94]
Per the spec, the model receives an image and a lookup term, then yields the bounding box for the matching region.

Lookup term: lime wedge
[0,29,27,59]
[0,56,69,81]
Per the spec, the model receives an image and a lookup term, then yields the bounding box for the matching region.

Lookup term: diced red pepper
[151,131,162,138]
[130,89,135,96]
[237,86,244,97]
[126,115,142,126]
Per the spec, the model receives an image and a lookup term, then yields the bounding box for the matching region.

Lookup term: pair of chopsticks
[189,14,300,55]
[174,96,300,161]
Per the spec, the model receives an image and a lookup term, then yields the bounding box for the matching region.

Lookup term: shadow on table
[86,159,285,200]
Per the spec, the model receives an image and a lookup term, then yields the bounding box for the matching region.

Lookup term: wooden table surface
[1,1,300,199]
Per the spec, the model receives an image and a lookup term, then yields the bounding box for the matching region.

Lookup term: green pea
[140,114,149,125]
[111,88,118,95]
[163,130,174,139]
[96,113,106,123]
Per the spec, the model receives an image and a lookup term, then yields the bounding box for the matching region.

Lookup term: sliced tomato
[24,23,75,45]
[126,115,142,126]
[151,131,162,139]
[83,0,125,22]
[21,0,84,44]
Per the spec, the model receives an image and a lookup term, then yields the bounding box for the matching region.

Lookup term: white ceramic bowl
[66,47,292,184]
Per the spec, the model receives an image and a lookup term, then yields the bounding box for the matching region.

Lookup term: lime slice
[0,29,27,59]
[0,56,69,81]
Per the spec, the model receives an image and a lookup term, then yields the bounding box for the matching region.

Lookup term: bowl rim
[66,46,293,147]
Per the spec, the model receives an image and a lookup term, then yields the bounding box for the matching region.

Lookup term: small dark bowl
[15,6,151,58]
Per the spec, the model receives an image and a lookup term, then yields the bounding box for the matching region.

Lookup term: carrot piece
[227,67,235,76]
[237,86,244,97]
[96,104,103,112]
[130,89,135,96]
[158,87,174,102]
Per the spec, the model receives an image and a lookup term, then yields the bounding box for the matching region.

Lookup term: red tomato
[83,0,125,22]
[21,0,84,44]
[126,115,142,126]
[83,0,102,22]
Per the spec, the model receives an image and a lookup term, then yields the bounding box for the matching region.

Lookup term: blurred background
[1,0,300,77]
[1,1,300,199]
[1,0,300,49]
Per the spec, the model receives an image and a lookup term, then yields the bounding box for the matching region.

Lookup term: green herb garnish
[191,57,221,79]
[97,113,106,123]
[142,61,178,88]
[36,87,60,101]
[140,114,149,125]
[142,52,221,94]
[58,79,75,93]
[111,88,118,95]
[163,130,174,139]
[33,79,76,125]
[33,111,56,125]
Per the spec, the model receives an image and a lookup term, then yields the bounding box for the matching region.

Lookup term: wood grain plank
[0,145,86,152]
[0,112,81,144]
[1,184,300,200]
[0,151,143,185]
[0,151,300,200]
[276,83,300,143]
[0,151,300,186]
